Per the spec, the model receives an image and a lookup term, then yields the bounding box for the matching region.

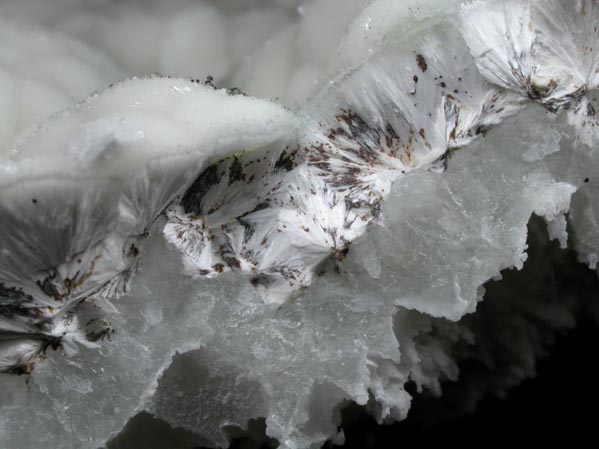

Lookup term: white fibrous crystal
[165,21,524,303]
[0,1,597,449]
[0,76,294,375]
[461,0,599,145]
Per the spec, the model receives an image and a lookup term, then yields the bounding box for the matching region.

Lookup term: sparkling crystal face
[0,1,597,449]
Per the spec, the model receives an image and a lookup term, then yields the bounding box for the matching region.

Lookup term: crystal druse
[0,1,597,448]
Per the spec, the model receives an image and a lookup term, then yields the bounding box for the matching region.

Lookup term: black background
[333,321,599,448]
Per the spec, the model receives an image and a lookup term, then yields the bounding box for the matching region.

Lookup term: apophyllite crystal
[0,1,597,449]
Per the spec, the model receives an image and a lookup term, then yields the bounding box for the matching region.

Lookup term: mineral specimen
[0,1,597,449]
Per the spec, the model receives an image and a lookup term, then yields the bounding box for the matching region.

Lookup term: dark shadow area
[336,320,599,448]
[107,412,211,449]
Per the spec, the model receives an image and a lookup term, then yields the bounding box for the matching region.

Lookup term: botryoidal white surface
[0,1,597,449]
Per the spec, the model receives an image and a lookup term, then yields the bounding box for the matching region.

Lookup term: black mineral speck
[416,54,428,72]
[229,157,246,185]
[275,151,296,172]
[182,164,222,215]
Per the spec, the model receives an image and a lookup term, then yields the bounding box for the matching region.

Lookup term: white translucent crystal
[148,103,580,449]
[0,17,122,150]
[336,0,463,71]
[0,76,295,374]
[0,1,597,449]
[0,0,295,82]
[0,234,214,448]
[233,0,369,107]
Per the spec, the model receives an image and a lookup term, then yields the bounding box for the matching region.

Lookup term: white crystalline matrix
[0,1,597,449]
[0,76,295,374]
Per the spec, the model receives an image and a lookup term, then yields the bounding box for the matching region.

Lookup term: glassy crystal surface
[0,1,597,449]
